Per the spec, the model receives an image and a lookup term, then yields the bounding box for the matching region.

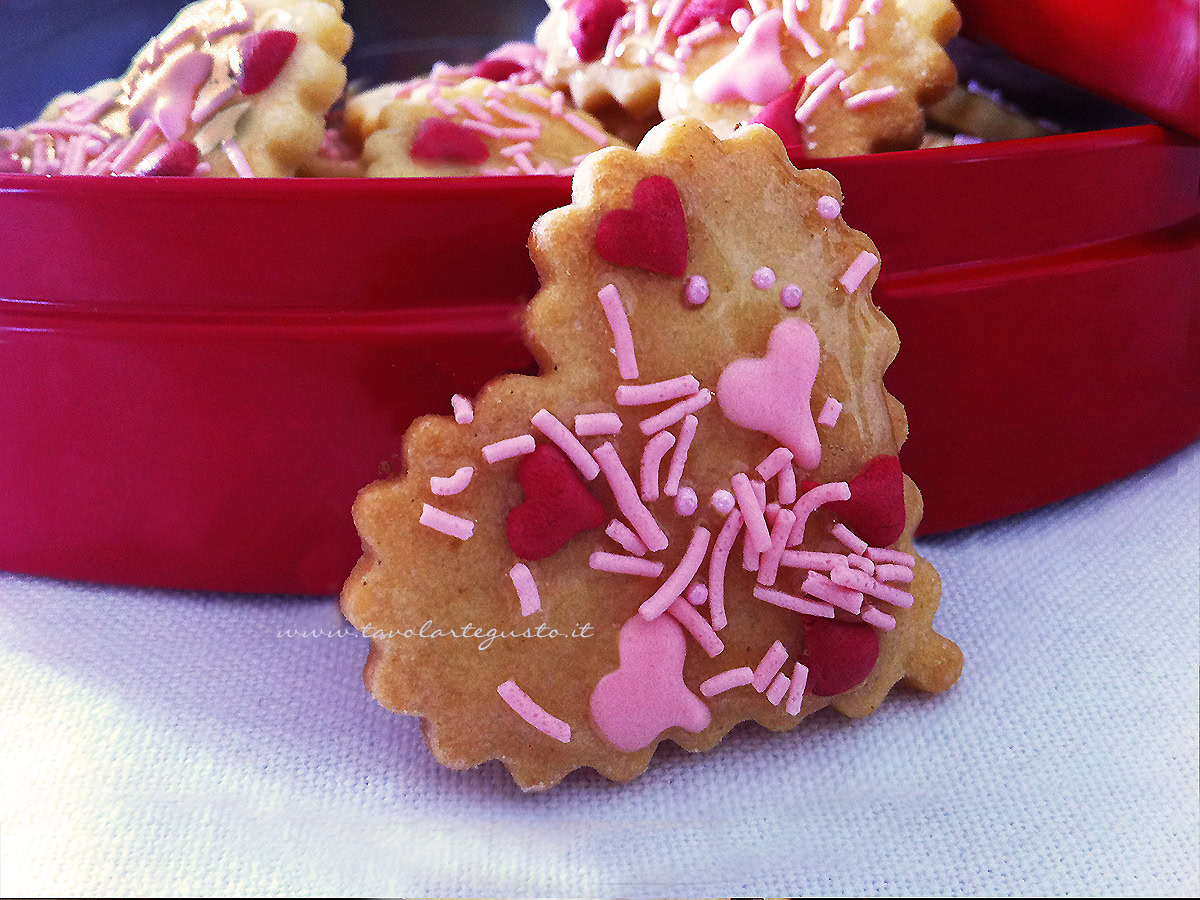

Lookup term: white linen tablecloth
[2,444,1198,898]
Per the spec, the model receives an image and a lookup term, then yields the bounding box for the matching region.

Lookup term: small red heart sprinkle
[507,444,606,561]
[747,78,807,152]
[471,57,526,81]
[133,140,200,176]
[595,175,689,277]
[569,0,628,63]
[671,0,748,36]
[801,455,906,548]
[801,618,880,696]
[236,30,298,96]
[409,118,491,165]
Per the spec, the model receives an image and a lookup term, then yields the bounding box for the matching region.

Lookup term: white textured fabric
[2,444,1198,899]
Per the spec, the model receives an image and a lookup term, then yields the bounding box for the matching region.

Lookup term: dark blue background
[0,0,545,125]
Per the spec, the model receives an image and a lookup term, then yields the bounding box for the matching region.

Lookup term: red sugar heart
[671,0,748,36]
[801,455,906,548]
[595,175,689,277]
[801,618,880,697]
[569,0,628,63]
[134,140,200,176]
[471,57,526,81]
[0,152,23,174]
[236,30,298,96]
[409,118,490,165]
[507,444,606,561]
[747,78,807,153]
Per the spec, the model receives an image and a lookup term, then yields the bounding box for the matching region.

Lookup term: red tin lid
[957,0,1200,138]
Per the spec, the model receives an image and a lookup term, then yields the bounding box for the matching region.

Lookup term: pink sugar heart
[671,0,749,36]
[717,317,822,470]
[590,614,711,751]
[747,78,807,151]
[595,175,689,277]
[409,117,490,166]
[134,140,200,176]
[568,0,628,63]
[236,30,298,96]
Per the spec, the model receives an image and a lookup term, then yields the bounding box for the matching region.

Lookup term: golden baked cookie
[1,0,351,176]
[341,118,962,789]
[362,77,625,178]
[536,0,960,157]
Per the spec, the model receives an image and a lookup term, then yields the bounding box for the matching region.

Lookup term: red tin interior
[2,125,1197,595]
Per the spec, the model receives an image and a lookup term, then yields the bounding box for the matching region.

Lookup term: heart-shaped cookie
[595,175,689,277]
[507,444,606,561]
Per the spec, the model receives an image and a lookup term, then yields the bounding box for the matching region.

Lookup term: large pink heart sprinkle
[410,118,490,166]
[748,78,807,151]
[236,30,298,96]
[595,175,689,277]
[590,614,712,751]
[717,317,822,470]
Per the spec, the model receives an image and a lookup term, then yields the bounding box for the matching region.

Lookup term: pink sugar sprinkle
[482,434,536,463]
[796,67,846,123]
[640,430,677,502]
[431,96,459,117]
[451,394,474,424]
[687,582,708,605]
[778,463,797,504]
[803,571,864,614]
[497,680,571,743]
[794,22,824,57]
[752,640,789,692]
[589,551,665,578]
[191,83,237,124]
[639,525,712,620]
[513,152,537,174]
[785,662,809,714]
[839,251,879,293]
[563,111,610,147]
[780,284,803,309]
[757,447,795,481]
[817,397,842,426]
[710,490,736,515]
[205,16,252,42]
[679,20,722,48]
[848,16,866,50]
[754,585,836,617]
[752,267,777,289]
[708,510,742,631]
[595,442,669,552]
[865,0,882,15]
[685,275,710,305]
[109,120,159,174]
[700,666,754,697]
[844,85,899,109]
[750,0,770,14]
[500,140,535,158]
[550,91,566,116]
[862,603,897,631]
[617,375,699,406]
[833,568,914,608]
[667,597,724,657]
[846,553,875,574]
[742,528,761,573]
[732,473,772,552]
[730,7,752,32]
[808,59,840,87]
[575,412,622,435]
[598,284,640,380]
[532,409,600,480]
[604,13,631,65]
[654,0,689,50]
[674,487,699,516]
[664,414,698,497]
[606,519,648,556]
[430,465,473,496]
[823,0,849,31]
[222,138,255,178]
[654,50,686,74]
[876,563,914,583]
[638,388,712,435]
[765,502,781,526]
[486,99,544,137]
[866,546,916,567]
[831,523,869,555]
[509,563,541,616]
[789,481,851,546]
[766,671,791,705]
[757,508,797,587]
[780,549,846,570]
[817,195,841,219]
[419,503,474,540]
[636,2,651,34]
[458,97,493,123]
